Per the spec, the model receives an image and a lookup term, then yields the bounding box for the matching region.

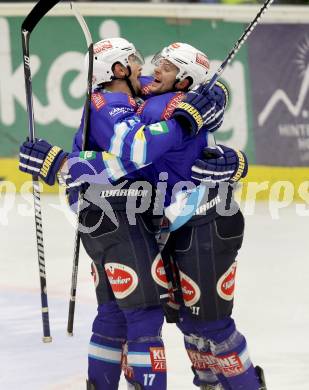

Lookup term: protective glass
[151,52,179,72]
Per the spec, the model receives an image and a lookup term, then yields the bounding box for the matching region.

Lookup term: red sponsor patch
[161,92,185,120]
[217,262,237,301]
[187,350,244,377]
[217,352,244,377]
[187,350,213,370]
[90,262,99,288]
[91,93,106,111]
[136,101,147,116]
[104,263,138,299]
[150,347,166,372]
[128,96,137,109]
[94,40,113,54]
[179,271,201,306]
[141,83,153,96]
[151,254,169,289]
[196,53,210,71]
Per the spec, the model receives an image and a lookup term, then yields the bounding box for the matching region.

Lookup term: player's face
[150,59,179,94]
[128,54,143,95]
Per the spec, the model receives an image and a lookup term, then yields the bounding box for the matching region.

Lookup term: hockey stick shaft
[67,2,93,336]
[207,0,274,90]
[21,0,61,343]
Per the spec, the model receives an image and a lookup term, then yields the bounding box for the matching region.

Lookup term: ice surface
[1,195,309,389]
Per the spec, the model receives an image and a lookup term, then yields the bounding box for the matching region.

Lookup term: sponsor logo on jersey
[149,347,166,372]
[187,350,244,376]
[79,151,97,160]
[108,106,133,117]
[148,121,169,135]
[91,262,99,288]
[104,263,138,299]
[179,271,201,306]
[151,254,169,289]
[161,92,185,120]
[94,40,113,54]
[170,42,181,49]
[196,53,210,71]
[91,93,106,111]
[217,262,237,301]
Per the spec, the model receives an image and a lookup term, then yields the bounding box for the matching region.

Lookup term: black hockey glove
[191,145,248,184]
[19,138,68,186]
[172,84,217,136]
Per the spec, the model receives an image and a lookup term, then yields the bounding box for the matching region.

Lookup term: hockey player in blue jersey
[19,38,227,390]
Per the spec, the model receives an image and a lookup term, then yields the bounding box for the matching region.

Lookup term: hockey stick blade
[22,0,61,33]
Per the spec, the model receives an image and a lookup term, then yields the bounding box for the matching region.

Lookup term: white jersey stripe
[88,342,122,364]
[127,351,152,367]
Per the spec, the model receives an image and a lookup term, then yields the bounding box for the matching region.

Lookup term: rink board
[0,4,308,200]
[1,157,308,202]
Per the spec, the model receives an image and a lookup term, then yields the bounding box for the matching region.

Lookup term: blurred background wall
[0,1,308,200]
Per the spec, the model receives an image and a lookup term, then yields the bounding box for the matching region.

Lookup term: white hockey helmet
[87,37,144,86]
[151,42,210,90]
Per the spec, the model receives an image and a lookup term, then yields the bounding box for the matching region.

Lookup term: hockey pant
[177,312,261,389]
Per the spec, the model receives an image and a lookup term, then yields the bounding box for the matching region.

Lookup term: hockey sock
[124,306,167,389]
[178,311,261,389]
[88,302,127,390]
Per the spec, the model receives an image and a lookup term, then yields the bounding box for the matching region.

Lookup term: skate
[200,384,224,390]
[127,382,143,389]
[256,366,267,390]
[86,379,96,389]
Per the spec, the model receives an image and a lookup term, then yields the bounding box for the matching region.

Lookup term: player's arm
[92,91,216,166]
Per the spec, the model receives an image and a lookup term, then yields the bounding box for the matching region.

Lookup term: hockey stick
[206,0,274,91]
[168,0,275,232]
[21,0,62,343]
[67,2,93,336]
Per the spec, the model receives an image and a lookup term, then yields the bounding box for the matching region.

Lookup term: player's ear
[175,78,190,91]
[113,62,127,78]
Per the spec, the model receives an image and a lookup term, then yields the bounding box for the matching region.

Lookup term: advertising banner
[0,15,251,160]
[249,24,309,166]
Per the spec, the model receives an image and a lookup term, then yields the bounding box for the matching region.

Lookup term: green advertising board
[0,15,253,158]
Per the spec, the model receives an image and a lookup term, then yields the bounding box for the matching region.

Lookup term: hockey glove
[19,139,68,186]
[205,81,229,133]
[172,84,217,136]
[191,145,248,184]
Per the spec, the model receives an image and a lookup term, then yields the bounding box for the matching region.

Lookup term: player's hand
[200,81,229,133]
[19,138,68,185]
[172,84,217,135]
[191,145,248,183]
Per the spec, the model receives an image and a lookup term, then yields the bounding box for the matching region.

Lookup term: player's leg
[173,211,265,388]
[81,207,169,389]
[80,210,128,390]
[123,306,166,389]
[179,311,264,389]
[112,212,168,389]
